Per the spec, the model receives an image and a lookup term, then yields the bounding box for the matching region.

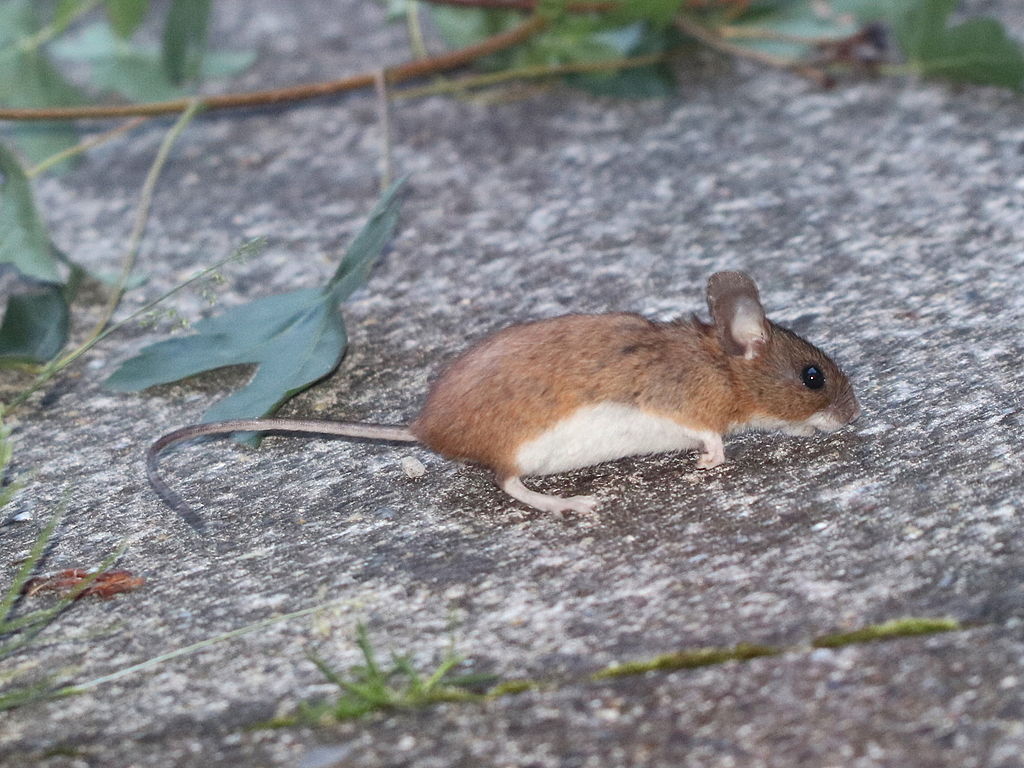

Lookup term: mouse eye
[801,365,825,390]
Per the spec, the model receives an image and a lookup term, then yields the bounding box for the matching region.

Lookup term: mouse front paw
[696,435,725,469]
[696,453,724,469]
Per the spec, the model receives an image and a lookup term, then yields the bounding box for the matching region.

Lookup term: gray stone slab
[2,1,1024,766]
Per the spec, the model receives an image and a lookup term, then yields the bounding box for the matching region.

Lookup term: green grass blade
[354,623,382,680]
[71,600,346,693]
[0,541,127,662]
[0,501,64,629]
[306,650,348,692]
[422,653,462,693]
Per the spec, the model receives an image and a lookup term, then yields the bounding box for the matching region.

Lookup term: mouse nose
[849,400,861,423]
[838,382,860,424]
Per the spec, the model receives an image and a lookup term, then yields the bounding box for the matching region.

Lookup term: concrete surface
[2,1,1023,766]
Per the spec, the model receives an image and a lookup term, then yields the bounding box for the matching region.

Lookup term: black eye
[801,365,825,390]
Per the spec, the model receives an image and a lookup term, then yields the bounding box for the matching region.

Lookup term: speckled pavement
[2,2,1023,766]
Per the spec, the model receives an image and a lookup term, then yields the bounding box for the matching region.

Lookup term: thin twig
[0,15,548,121]
[418,0,617,11]
[0,505,64,632]
[405,0,431,61]
[26,117,150,178]
[718,25,846,46]
[20,0,101,51]
[394,50,669,99]
[63,600,350,693]
[77,101,203,354]
[405,0,464,98]
[675,15,829,86]
[420,0,744,8]
[374,71,394,192]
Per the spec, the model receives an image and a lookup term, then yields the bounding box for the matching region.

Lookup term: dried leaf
[21,569,145,599]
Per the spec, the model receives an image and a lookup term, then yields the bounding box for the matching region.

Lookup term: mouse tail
[146,438,209,533]
[146,419,418,533]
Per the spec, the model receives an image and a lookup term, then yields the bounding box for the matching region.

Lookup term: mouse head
[706,271,859,432]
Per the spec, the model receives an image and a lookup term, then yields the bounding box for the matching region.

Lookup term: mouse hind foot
[498,475,598,516]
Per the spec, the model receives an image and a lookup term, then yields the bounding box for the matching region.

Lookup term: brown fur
[413,305,857,477]
[413,314,745,475]
[744,322,858,426]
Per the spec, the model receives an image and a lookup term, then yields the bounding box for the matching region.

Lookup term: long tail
[147,419,418,533]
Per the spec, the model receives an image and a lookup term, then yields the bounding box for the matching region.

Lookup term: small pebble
[401,456,426,479]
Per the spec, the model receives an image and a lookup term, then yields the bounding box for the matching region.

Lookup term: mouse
[148,271,860,531]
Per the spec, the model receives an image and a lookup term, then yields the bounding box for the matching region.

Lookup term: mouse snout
[808,388,859,433]
[831,378,860,426]
[848,400,862,424]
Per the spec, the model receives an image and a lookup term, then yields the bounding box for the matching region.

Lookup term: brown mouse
[148,271,859,530]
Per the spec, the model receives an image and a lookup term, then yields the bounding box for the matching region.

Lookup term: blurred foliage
[396,0,1024,95]
[2,0,1022,413]
[0,0,252,369]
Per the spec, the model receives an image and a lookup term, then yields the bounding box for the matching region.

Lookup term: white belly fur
[514,402,710,476]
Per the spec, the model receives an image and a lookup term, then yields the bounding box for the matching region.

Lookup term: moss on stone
[487,679,540,697]
[592,643,780,680]
[812,617,961,649]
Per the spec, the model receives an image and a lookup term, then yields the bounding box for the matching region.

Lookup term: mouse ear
[706,271,768,359]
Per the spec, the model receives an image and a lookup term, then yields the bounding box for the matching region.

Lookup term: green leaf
[429,7,521,54]
[0,0,34,48]
[0,1,83,147]
[53,0,95,35]
[200,48,256,79]
[53,22,253,102]
[327,180,405,299]
[565,22,677,98]
[568,62,675,98]
[104,180,406,425]
[0,142,61,283]
[381,0,410,22]
[719,0,860,61]
[104,286,350,421]
[0,286,68,365]
[52,23,185,102]
[892,0,1024,90]
[607,0,685,25]
[0,1,83,165]
[105,0,149,39]
[898,0,956,57]
[161,0,211,84]
[429,7,678,94]
[826,0,898,23]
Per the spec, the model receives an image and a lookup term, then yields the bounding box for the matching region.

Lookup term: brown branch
[0,15,548,121]
[420,0,746,9]
[394,50,670,100]
[418,0,618,11]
